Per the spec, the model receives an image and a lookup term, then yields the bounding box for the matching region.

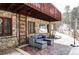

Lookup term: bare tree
[64,5,71,35]
[71,7,78,46]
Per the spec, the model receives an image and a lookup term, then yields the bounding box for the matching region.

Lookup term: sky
[51,0,79,13]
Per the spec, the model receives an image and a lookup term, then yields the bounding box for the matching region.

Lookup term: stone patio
[0,49,22,55]
[21,43,72,55]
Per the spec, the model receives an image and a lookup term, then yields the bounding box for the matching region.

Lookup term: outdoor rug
[21,43,72,55]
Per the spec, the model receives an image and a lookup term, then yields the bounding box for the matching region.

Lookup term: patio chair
[41,35,54,45]
[29,35,47,49]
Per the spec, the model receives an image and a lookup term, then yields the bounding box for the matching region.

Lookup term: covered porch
[0,3,61,53]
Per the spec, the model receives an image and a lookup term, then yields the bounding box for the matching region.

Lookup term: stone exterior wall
[0,10,18,51]
[49,22,56,36]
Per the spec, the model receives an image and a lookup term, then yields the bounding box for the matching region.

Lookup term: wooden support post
[49,22,51,38]
[16,13,17,37]
[18,14,20,46]
[25,17,27,38]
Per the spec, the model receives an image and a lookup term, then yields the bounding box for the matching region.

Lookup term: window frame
[28,21,35,34]
[39,24,49,33]
[0,17,12,36]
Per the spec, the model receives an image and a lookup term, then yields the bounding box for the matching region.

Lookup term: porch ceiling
[0,3,59,21]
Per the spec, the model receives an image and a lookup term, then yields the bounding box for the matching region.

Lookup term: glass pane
[28,22,31,34]
[4,18,11,35]
[31,22,35,33]
[7,19,11,33]
[33,22,35,33]
[0,18,2,35]
[28,21,35,34]
[39,24,48,33]
[4,19,8,34]
[31,22,33,33]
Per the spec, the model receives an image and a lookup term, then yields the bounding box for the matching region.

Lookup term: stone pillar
[49,22,56,38]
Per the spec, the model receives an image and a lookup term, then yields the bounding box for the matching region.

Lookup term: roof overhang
[0,3,61,21]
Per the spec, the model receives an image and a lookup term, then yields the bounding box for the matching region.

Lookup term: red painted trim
[10,15,12,35]
[0,17,3,36]
[2,17,4,36]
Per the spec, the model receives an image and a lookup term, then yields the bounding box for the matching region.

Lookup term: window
[0,17,12,36]
[39,24,48,33]
[28,21,35,34]
[4,18,12,35]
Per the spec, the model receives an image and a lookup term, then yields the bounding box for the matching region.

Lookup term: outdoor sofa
[29,34,54,49]
[41,35,54,45]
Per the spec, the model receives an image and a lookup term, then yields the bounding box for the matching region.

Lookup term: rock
[7,41,16,48]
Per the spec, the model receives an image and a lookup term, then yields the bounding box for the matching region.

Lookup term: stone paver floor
[0,49,23,55]
[21,43,71,55]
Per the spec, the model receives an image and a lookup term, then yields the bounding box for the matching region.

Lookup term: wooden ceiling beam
[7,3,15,10]
[14,4,24,12]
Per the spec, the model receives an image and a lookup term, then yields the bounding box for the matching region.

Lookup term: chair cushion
[35,40,47,45]
[35,39,43,42]
[37,36,42,39]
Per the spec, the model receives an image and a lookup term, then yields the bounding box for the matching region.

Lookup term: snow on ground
[54,32,79,46]
[54,32,79,55]
[69,47,79,55]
